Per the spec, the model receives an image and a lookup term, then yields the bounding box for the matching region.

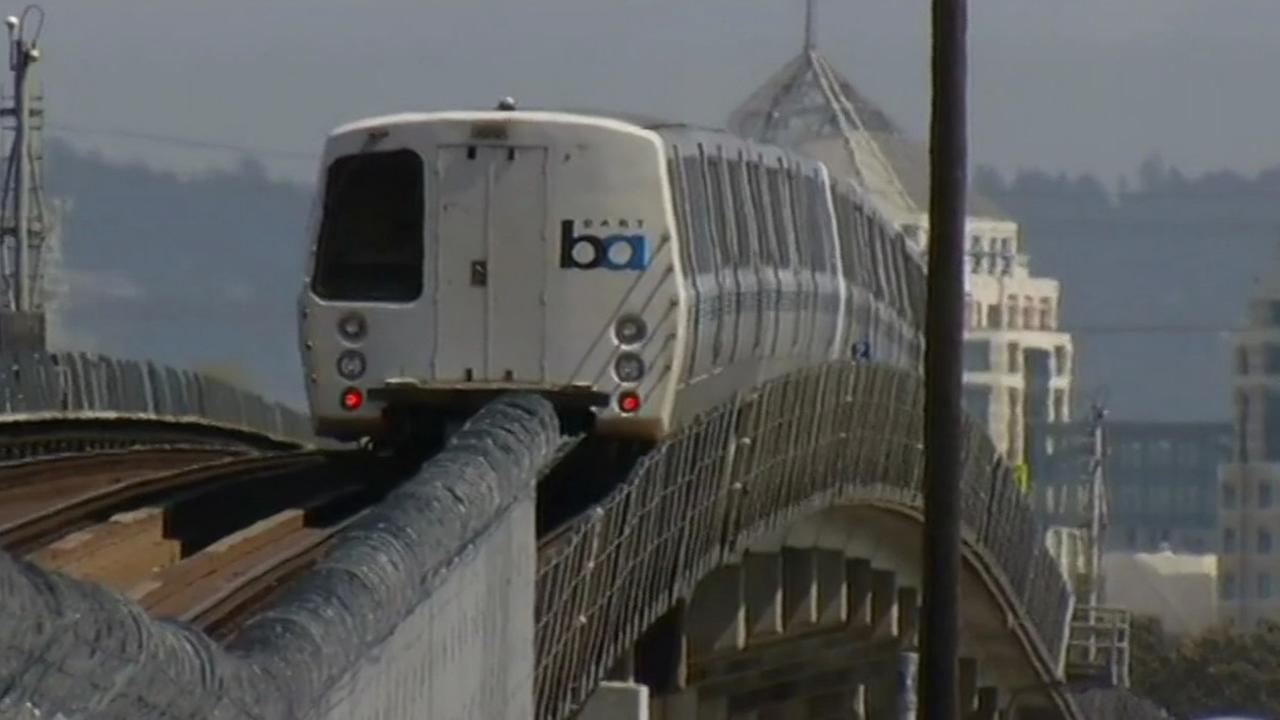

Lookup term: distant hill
[45,140,313,407]
[977,159,1280,422]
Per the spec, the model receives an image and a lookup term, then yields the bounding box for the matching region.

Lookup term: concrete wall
[0,394,558,720]
[313,498,535,720]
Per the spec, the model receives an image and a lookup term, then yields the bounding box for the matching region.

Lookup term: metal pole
[920,0,966,717]
[11,31,28,311]
[1088,404,1106,607]
[804,0,817,50]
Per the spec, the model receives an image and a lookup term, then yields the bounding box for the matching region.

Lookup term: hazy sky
[27,0,1280,184]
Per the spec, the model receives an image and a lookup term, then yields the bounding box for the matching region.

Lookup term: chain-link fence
[0,351,312,441]
[535,361,1077,720]
[0,394,560,720]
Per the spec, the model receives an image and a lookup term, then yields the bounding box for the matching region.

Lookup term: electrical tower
[0,4,55,354]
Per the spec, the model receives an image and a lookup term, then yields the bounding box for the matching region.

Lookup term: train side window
[868,221,889,302]
[785,166,811,272]
[884,230,906,315]
[907,256,926,321]
[837,193,857,282]
[890,243,910,319]
[727,157,754,268]
[682,155,715,274]
[850,197,867,286]
[894,240,912,318]
[747,160,775,267]
[667,149,696,275]
[705,152,734,266]
[765,166,793,268]
[313,149,424,302]
[851,201,874,290]
[807,174,831,274]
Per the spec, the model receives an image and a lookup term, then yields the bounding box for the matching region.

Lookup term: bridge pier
[973,686,1000,719]
[578,681,651,720]
[687,565,745,656]
[745,552,784,639]
[626,546,931,720]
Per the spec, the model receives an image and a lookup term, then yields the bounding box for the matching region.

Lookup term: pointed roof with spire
[727,0,1010,223]
[727,50,903,146]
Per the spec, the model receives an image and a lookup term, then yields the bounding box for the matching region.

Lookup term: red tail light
[341,387,364,411]
[618,391,641,414]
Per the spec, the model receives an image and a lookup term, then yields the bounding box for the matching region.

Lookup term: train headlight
[337,350,367,380]
[338,313,367,341]
[614,315,647,346]
[614,353,645,384]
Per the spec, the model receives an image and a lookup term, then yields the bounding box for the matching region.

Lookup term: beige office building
[1219,265,1280,626]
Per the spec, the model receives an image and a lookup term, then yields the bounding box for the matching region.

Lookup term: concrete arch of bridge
[587,503,1072,720]
[539,363,1076,720]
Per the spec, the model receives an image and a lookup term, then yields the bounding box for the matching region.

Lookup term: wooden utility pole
[921,0,967,718]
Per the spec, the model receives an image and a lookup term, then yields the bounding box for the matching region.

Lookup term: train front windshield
[311,149,425,302]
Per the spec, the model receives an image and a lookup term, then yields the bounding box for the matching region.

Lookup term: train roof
[331,108,817,163]
[330,109,665,139]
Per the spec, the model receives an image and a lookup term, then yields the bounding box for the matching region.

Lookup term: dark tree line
[1131,614,1280,719]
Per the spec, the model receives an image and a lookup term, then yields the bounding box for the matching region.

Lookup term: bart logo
[559,220,649,271]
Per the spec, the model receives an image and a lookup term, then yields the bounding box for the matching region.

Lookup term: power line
[44,121,316,161]
[1058,325,1242,336]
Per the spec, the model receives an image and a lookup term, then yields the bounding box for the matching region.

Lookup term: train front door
[434,145,548,384]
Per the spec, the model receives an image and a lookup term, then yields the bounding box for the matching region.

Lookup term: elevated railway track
[3,443,407,637]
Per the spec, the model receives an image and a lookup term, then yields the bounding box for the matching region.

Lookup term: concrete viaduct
[0,356,1168,719]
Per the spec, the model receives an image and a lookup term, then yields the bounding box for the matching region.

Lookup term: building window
[1000,237,1011,256]
[1223,484,1237,509]
[1224,527,1238,553]
[1007,297,1020,329]
[1039,299,1053,330]
[1267,345,1280,375]
[963,385,990,424]
[1260,529,1273,554]
[970,235,982,251]
[1054,346,1069,377]
[1261,482,1274,508]
[1266,390,1280,462]
[1022,298,1035,329]
[1260,573,1273,600]
[1223,572,1237,601]
[963,340,991,371]
[1007,388,1022,460]
[1239,391,1251,463]
[1238,347,1250,375]
[986,305,1001,328]
[1007,343,1022,373]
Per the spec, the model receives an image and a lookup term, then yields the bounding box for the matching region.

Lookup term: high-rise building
[1033,421,1230,554]
[1218,269,1280,626]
